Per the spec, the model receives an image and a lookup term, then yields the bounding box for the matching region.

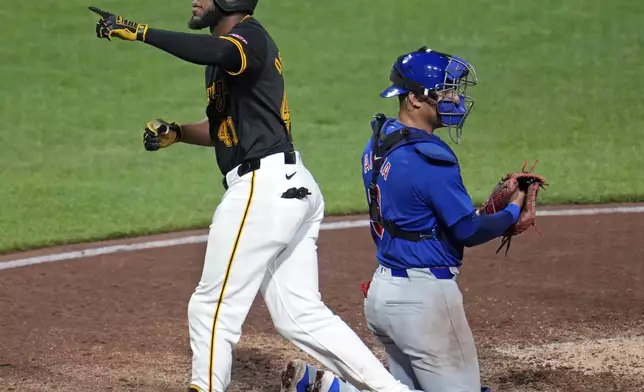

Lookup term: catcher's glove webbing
[478,160,548,255]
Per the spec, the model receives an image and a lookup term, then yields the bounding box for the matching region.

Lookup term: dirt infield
[1,208,644,392]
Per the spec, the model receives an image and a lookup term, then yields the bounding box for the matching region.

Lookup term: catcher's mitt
[478,160,548,255]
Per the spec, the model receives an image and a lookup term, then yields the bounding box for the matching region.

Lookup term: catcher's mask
[381,46,478,144]
[189,0,258,30]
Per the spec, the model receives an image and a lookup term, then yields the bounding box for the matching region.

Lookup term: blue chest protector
[367,113,458,242]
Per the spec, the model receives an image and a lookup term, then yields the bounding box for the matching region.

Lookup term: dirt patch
[1,210,644,391]
[478,343,644,392]
[495,334,644,377]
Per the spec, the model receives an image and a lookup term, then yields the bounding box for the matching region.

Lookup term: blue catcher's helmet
[381,47,478,144]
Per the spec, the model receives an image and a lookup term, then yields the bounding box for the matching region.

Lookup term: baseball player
[88,3,424,392]
[281,48,527,392]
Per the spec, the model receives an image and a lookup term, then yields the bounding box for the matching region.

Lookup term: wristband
[505,203,521,222]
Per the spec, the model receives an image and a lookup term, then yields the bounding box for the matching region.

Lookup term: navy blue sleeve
[451,204,521,247]
[419,163,476,228]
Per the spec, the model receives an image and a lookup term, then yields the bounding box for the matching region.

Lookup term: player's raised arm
[88,6,264,74]
[142,27,260,72]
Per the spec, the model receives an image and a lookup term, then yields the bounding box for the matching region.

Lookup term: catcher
[281,47,546,392]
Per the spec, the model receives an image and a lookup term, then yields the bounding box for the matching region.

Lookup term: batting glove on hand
[143,119,182,151]
[89,6,148,42]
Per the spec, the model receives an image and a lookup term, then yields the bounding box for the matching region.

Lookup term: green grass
[1,0,643,252]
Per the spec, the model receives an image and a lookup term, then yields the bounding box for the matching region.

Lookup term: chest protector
[368,113,453,242]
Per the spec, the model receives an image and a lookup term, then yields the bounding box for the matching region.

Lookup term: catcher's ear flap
[415,142,457,164]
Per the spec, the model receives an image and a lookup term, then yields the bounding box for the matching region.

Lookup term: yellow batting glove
[89,6,148,42]
[143,119,182,151]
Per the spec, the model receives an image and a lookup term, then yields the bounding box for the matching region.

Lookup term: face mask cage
[433,56,478,144]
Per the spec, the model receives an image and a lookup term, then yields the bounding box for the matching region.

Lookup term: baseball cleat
[311,370,341,392]
[280,359,312,392]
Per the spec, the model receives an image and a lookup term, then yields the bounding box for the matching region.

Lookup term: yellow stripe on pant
[207,171,256,392]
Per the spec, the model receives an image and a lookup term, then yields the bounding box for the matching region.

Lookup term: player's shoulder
[365,118,458,167]
[228,16,270,42]
[230,17,280,67]
[388,132,458,166]
[413,135,458,165]
[414,142,457,165]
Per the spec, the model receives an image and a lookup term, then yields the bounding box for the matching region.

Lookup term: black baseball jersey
[204,17,293,175]
[144,16,294,175]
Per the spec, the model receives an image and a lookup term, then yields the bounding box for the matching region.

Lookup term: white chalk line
[1,206,643,271]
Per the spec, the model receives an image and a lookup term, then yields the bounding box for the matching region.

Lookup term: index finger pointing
[88,6,110,18]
